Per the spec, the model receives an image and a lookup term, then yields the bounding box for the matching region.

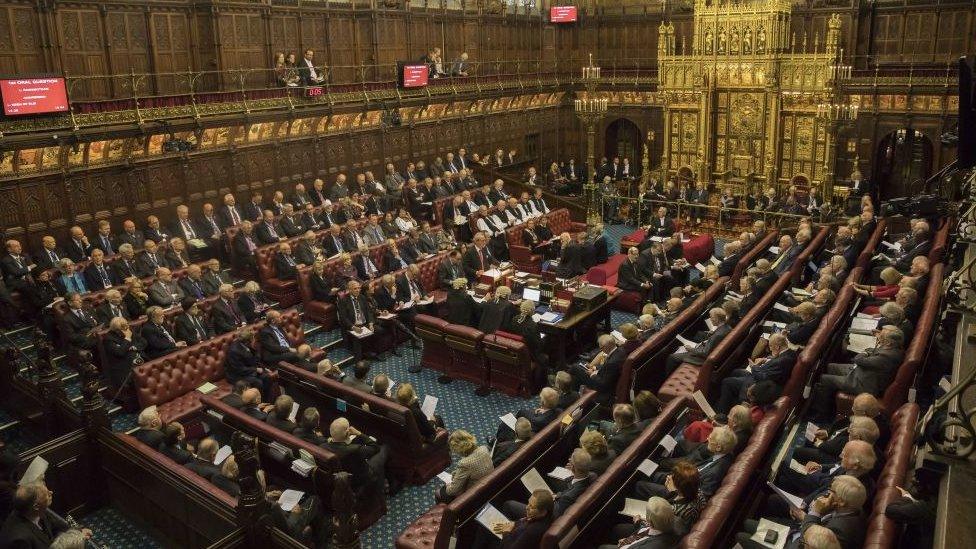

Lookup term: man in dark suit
[144,215,170,243]
[136,240,164,278]
[555,233,586,279]
[95,289,130,325]
[437,250,465,290]
[142,306,185,359]
[65,226,93,262]
[216,193,244,229]
[274,243,299,281]
[0,484,72,548]
[576,334,627,405]
[258,310,300,365]
[489,489,554,548]
[512,387,561,433]
[111,244,139,283]
[634,425,736,499]
[167,204,208,248]
[1,240,33,293]
[664,308,732,374]
[211,284,246,334]
[617,246,651,299]
[253,210,282,245]
[92,220,117,256]
[34,235,64,272]
[116,220,145,251]
[297,49,325,85]
[321,417,388,496]
[649,206,676,237]
[279,204,304,237]
[717,333,797,413]
[230,221,259,274]
[62,292,97,351]
[809,325,904,420]
[338,280,385,361]
[717,240,742,278]
[462,232,498,282]
[501,448,595,520]
[770,234,801,276]
[83,248,117,291]
[241,193,265,222]
[265,395,298,433]
[225,331,272,398]
[174,297,213,346]
[604,403,642,455]
[186,438,222,481]
[102,316,146,390]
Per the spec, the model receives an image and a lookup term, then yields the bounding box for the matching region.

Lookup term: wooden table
[538,289,620,370]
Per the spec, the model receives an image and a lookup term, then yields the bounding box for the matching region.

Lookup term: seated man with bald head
[321,417,389,497]
[186,437,222,481]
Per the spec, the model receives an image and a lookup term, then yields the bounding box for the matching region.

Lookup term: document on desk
[475,503,508,539]
[483,268,502,278]
[540,312,561,323]
[847,333,876,353]
[422,395,439,420]
[278,489,304,512]
[851,317,879,331]
[499,413,518,431]
[520,468,552,494]
[855,312,876,319]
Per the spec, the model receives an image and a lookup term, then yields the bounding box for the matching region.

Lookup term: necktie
[245,236,256,252]
[99,266,110,286]
[14,256,22,269]
[274,327,289,347]
[325,213,332,225]
[334,236,342,252]
[49,250,58,263]
[102,236,113,254]
[183,219,196,239]
[194,316,204,339]
[112,304,121,318]
[66,276,77,293]
[451,263,458,279]
[191,281,202,298]
[478,248,485,270]
[352,297,364,325]
[229,207,240,225]
[160,325,175,343]
[268,224,278,239]
[225,299,240,324]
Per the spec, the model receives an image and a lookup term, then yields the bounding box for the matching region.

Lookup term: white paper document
[637,459,659,477]
[19,456,48,486]
[531,313,543,323]
[422,395,439,420]
[548,466,574,481]
[766,482,804,510]
[750,518,791,549]
[351,327,374,338]
[675,334,697,348]
[483,268,502,278]
[847,333,876,353]
[692,390,717,419]
[710,256,721,266]
[475,503,509,539]
[788,459,809,475]
[773,303,791,312]
[437,471,453,485]
[499,413,518,431]
[658,434,678,455]
[855,312,876,319]
[939,377,952,392]
[694,263,708,272]
[278,489,304,512]
[520,468,552,494]
[791,287,812,297]
[619,498,647,519]
[540,312,561,322]
[705,319,716,331]
[762,321,787,329]
[288,402,300,423]
[804,422,820,442]
[851,317,879,331]
[611,330,626,345]
[768,246,781,254]
[214,445,233,465]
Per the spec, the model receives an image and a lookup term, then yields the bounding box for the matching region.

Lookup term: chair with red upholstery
[415,314,452,374]
[861,403,920,549]
[255,245,300,307]
[483,332,536,397]
[442,323,487,386]
[297,266,336,330]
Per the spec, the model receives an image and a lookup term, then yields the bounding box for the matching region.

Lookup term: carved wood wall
[0,1,971,101]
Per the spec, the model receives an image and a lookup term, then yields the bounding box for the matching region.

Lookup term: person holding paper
[771,441,876,522]
[597,496,680,549]
[463,232,499,281]
[240,388,271,421]
[435,430,493,503]
[396,383,442,443]
[509,387,560,435]
[0,484,76,547]
[338,280,387,362]
[600,404,642,455]
[664,308,731,375]
[770,234,802,276]
[794,394,888,464]
[718,333,797,414]
[502,448,595,520]
[735,475,868,549]
[492,417,533,466]
[634,426,736,500]
[397,264,435,318]
[264,395,298,433]
[478,489,553,549]
[648,207,676,238]
[293,408,326,445]
[808,326,904,421]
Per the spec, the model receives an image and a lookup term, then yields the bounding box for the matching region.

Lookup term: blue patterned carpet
[81,507,164,549]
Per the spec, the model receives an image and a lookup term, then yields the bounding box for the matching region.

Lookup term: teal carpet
[80,507,164,548]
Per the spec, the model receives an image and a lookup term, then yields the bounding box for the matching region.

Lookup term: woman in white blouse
[395,207,418,233]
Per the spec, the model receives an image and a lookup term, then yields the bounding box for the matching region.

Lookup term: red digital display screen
[0,78,69,116]
[550,6,578,23]
[401,65,430,88]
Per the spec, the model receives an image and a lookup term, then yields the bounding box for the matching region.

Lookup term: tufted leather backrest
[541,396,689,549]
[133,333,236,407]
[862,403,919,549]
[442,323,485,354]
[418,254,444,292]
[482,333,529,363]
[881,263,943,413]
[618,277,729,404]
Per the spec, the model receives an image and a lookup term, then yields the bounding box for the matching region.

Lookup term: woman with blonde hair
[435,429,492,503]
[579,429,616,474]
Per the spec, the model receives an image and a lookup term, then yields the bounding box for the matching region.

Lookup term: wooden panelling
[151,12,193,94]
[0,4,45,77]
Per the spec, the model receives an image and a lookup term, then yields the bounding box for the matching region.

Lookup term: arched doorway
[605,118,642,167]
[874,129,934,200]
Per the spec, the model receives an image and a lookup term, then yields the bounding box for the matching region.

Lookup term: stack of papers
[351,327,374,338]
[847,333,876,353]
[475,503,508,539]
[291,459,314,477]
[483,268,502,278]
[611,330,626,345]
[197,382,218,394]
[539,312,561,323]
[850,317,879,332]
[773,303,791,313]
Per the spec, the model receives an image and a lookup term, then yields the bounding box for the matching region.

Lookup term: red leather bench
[861,403,920,549]
[443,323,487,386]
[396,391,598,549]
[416,314,453,374]
[483,332,537,397]
[275,361,451,484]
[507,208,586,273]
